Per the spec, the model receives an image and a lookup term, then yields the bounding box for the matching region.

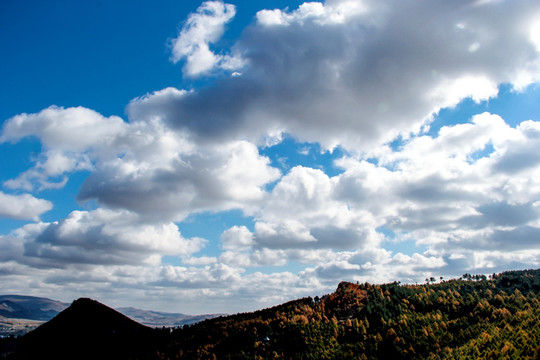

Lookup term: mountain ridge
[0,295,223,336]
[2,268,539,359]
[0,295,68,321]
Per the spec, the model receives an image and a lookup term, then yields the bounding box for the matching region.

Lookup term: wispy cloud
[170,1,244,77]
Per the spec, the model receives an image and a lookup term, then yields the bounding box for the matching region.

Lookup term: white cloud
[248,165,382,252]
[78,137,280,221]
[158,263,244,288]
[1,208,206,268]
[427,76,499,109]
[0,105,126,151]
[138,0,540,151]
[221,225,254,250]
[236,112,540,277]
[1,98,280,221]
[256,0,366,26]
[0,192,52,220]
[1,106,126,191]
[170,1,244,77]
[530,17,540,52]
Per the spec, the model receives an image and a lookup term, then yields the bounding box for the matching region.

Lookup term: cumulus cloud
[229,111,540,280]
[0,209,205,268]
[0,106,126,191]
[162,108,540,286]
[0,106,126,151]
[0,99,280,221]
[131,0,540,150]
[256,0,366,26]
[221,225,254,250]
[0,192,52,220]
[244,166,382,253]
[491,119,540,174]
[78,138,280,221]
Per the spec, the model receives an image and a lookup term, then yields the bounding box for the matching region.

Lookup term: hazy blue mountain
[0,295,68,321]
[117,307,225,327]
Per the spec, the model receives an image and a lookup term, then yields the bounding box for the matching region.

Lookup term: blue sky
[1,0,540,314]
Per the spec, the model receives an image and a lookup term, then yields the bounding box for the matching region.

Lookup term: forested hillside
[2,269,539,359]
[160,269,540,359]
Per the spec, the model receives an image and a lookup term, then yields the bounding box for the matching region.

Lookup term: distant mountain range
[116,307,225,327]
[0,295,222,337]
[1,269,539,359]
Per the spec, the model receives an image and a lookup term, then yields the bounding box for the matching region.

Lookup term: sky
[1,0,540,314]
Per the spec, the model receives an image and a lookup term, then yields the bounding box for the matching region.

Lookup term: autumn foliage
[158,269,540,359]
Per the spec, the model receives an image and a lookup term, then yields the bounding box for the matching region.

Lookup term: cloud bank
[1,0,540,313]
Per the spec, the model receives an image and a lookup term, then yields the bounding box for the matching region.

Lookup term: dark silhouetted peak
[29,297,149,336]
[11,298,158,359]
[71,297,95,306]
